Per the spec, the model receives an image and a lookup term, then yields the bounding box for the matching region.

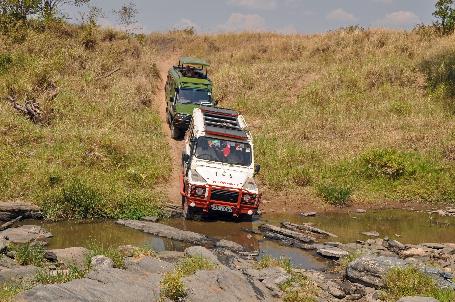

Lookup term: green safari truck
[165,57,215,139]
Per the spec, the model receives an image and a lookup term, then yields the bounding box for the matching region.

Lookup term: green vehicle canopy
[178,57,210,69]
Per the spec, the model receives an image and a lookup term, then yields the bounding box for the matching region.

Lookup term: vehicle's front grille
[210,189,239,203]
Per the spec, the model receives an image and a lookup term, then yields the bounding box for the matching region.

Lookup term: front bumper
[180,175,260,216]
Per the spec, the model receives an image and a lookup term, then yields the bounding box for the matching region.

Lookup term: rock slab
[116,220,210,245]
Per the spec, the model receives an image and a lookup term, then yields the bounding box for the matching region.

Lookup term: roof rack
[199,106,248,140]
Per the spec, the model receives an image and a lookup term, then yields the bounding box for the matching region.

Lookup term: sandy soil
[156,58,184,206]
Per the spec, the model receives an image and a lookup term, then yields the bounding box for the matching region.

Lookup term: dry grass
[0,22,171,219]
[2,22,455,215]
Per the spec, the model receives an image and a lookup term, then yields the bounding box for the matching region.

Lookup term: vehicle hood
[193,162,254,190]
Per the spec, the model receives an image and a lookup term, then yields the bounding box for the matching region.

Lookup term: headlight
[190,169,207,184]
[242,193,257,205]
[190,185,206,198]
[242,178,257,191]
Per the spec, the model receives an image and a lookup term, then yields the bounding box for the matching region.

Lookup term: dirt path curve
[156,57,184,205]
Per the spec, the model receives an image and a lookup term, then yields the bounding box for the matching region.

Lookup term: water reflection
[262,209,455,244]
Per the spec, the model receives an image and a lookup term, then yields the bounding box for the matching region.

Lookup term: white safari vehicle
[180,106,261,220]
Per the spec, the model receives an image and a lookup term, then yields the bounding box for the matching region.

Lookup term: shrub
[42,179,107,220]
[113,195,163,220]
[0,53,13,74]
[13,244,46,267]
[361,149,408,180]
[420,48,455,111]
[383,266,455,302]
[0,283,26,302]
[316,182,352,206]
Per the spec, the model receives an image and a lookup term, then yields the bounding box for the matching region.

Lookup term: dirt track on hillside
[156,58,184,205]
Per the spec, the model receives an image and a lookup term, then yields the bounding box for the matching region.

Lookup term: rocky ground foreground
[0,202,453,301]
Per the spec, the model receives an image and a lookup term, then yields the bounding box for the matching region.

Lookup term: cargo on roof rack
[199,106,248,141]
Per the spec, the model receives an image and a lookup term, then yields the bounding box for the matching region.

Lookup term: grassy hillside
[1,22,455,218]
[0,22,171,219]
[149,27,455,208]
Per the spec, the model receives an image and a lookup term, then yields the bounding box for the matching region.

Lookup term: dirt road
[156,58,184,205]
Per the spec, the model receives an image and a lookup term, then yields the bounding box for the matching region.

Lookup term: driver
[197,139,219,161]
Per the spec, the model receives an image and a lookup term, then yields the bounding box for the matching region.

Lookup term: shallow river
[22,209,455,270]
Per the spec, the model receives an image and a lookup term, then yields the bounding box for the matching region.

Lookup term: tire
[171,124,182,140]
[182,197,194,220]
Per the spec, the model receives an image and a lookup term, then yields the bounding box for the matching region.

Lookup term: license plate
[211,205,233,212]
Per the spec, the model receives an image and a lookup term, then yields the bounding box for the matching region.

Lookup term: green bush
[13,244,46,267]
[42,179,107,220]
[384,266,455,302]
[361,149,409,180]
[0,53,13,74]
[316,182,352,206]
[420,49,455,112]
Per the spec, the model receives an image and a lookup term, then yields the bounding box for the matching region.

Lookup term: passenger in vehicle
[196,139,219,161]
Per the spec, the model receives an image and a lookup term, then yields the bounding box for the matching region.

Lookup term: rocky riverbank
[0,218,451,301]
[0,201,453,301]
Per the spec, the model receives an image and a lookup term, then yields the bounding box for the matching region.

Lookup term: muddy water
[21,209,454,270]
[262,209,455,244]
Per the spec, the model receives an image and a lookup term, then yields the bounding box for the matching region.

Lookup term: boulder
[90,256,114,270]
[317,246,349,259]
[0,202,42,221]
[184,269,272,302]
[141,216,159,223]
[259,224,315,244]
[0,225,52,244]
[0,265,39,285]
[125,256,174,274]
[400,247,430,258]
[50,247,90,269]
[215,239,244,252]
[397,297,438,302]
[300,212,317,217]
[383,239,406,253]
[421,243,446,250]
[156,251,185,263]
[17,267,162,302]
[361,231,380,238]
[184,246,221,265]
[116,220,210,245]
[346,256,407,288]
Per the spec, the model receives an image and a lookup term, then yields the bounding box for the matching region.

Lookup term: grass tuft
[383,266,455,302]
[12,244,46,267]
[160,256,216,301]
[35,265,86,284]
[87,241,124,269]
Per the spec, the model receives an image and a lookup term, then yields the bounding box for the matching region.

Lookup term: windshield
[177,89,212,105]
[195,137,252,166]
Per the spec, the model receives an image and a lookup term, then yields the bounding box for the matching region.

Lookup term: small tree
[113,1,138,32]
[0,0,41,20]
[433,0,455,34]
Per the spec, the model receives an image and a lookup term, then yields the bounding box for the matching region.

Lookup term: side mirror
[182,153,190,164]
[190,137,196,145]
[254,164,261,175]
